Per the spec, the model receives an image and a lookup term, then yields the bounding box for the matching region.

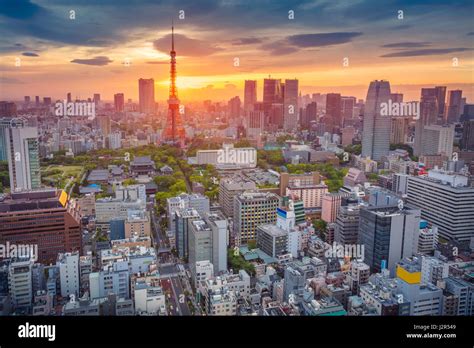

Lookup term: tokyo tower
[163,23,185,145]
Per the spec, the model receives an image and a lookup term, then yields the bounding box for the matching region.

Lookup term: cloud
[260,41,298,56]
[22,52,39,57]
[391,24,412,30]
[0,0,42,19]
[146,61,169,64]
[467,32,474,36]
[380,48,472,57]
[287,32,362,47]
[70,56,113,66]
[382,42,432,48]
[0,77,24,84]
[153,34,222,57]
[232,37,263,45]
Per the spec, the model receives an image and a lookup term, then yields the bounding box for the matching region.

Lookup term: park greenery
[227,249,256,276]
[286,163,348,192]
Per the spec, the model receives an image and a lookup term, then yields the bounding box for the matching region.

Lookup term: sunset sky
[1,0,473,103]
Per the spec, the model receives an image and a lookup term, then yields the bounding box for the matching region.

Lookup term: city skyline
[1,0,473,102]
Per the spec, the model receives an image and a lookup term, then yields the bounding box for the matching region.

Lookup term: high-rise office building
[246,110,265,139]
[446,90,463,124]
[390,117,409,144]
[414,88,439,156]
[268,103,284,130]
[233,191,281,244]
[406,169,474,244]
[461,120,474,150]
[188,214,228,282]
[301,102,317,129]
[359,205,421,274]
[257,224,288,258]
[0,102,17,117]
[57,252,80,298]
[138,78,155,114]
[8,260,33,310]
[435,86,447,121]
[0,118,23,161]
[174,208,201,259]
[228,96,241,119]
[114,93,124,112]
[341,96,356,124]
[93,93,101,104]
[97,115,111,137]
[321,192,350,223]
[420,124,454,157]
[334,205,361,245]
[361,80,391,161]
[204,212,228,275]
[325,93,342,133]
[283,79,298,131]
[263,78,282,129]
[244,80,257,112]
[263,78,282,107]
[4,123,40,191]
[218,176,256,218]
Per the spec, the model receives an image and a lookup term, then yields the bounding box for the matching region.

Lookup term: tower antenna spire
[171,19,174,51]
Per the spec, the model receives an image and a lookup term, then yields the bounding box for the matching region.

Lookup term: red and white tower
[163,23,185,145]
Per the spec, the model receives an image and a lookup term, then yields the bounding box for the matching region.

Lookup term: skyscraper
[4,122,40,191]
[414,88,439,156]
[114,93,124,112]
[246,110,265,139]
[461,120,474,150]
[228,96,241,119]
[325,93,342,133]
[93,93,101,105]
[244,80,257,112]
[434,86,447,121]
[163,24,185,144]
[283,79,299,131]
[341,96,355,125]
[263,78,282,109]
[446,90,463,124]
[361,80,391,161]
[301,102,317,129]
[138,78,155,114]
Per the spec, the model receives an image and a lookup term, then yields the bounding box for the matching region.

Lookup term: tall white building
[361,80,391,161]
[57,252,80,298]
[4,125,41,191]
[8,260,33,309]
[420,124,454,157]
